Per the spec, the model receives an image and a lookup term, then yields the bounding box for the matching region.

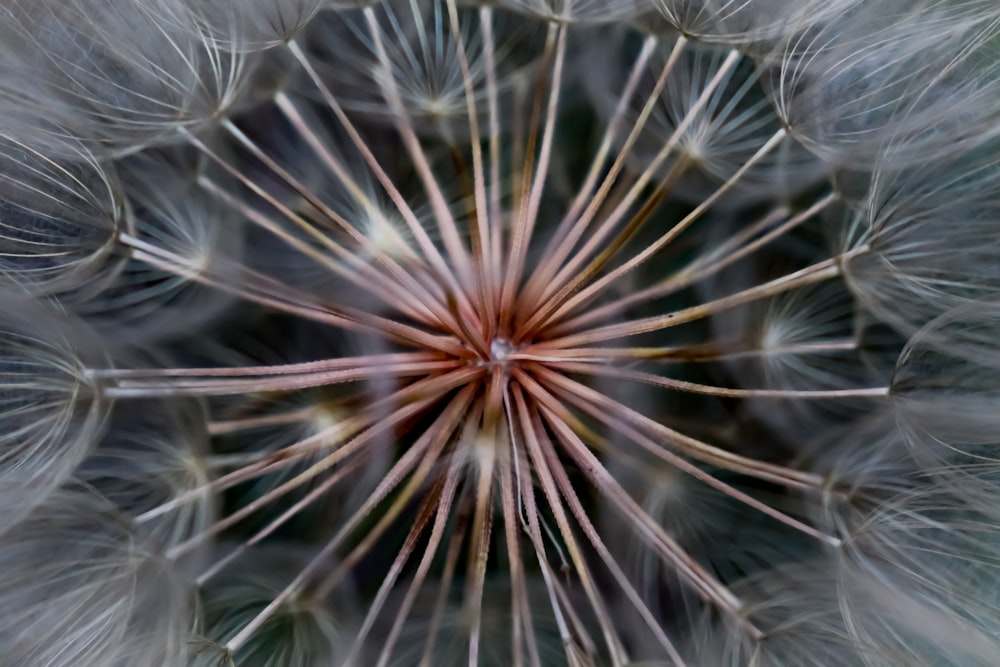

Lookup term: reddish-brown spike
[529,365,824,491]
[417,511,468,667]
[286,41,453,281]
[534,403,689,667]
[509,387,591,663]
[498,441,533,667]
[314,393,483,601]
[526,48,743,318]
[533,129,789,335]
[515,370,745,613]
[123,236,474,358]
[512,386,629,665]
[134,395,423,526]
[499,22,564,338]
[552,361,888,400]
[519,35,679,311]
[545,255,846,348]
[346,464,463,664]
[465,424,497,667]
[515,158,687,342]
[101,359,464,398]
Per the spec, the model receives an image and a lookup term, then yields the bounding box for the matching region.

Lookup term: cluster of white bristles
[1,1,1000,665]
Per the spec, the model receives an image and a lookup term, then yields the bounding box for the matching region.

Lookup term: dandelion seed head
[769,0,1000,167]
[1,0,999,664]
[0,130,127,299]
[0,487,190,667]
[0,296,111,538]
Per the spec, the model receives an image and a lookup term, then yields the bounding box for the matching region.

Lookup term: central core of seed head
[488,338,516,367]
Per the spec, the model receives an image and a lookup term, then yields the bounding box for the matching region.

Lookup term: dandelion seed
[842,138,1000,335]
[0,487,190,667]
[652,0,862,45]
[0,0,250,151]
[1,0,999,665]
[832,477,1000,667]
[0,129,125,299]
[193,547,354,667]
[0,295,110,537]
[78,398,216,552]
[889,300,1000,466]
[769,0,1000,167]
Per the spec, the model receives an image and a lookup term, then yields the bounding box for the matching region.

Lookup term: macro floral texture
[1,0,1000,665]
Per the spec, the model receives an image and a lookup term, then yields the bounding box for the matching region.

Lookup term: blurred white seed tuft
[0,0,998,665]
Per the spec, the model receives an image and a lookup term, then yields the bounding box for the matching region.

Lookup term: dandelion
[0,486,190,666]
[1,1,1000,665]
